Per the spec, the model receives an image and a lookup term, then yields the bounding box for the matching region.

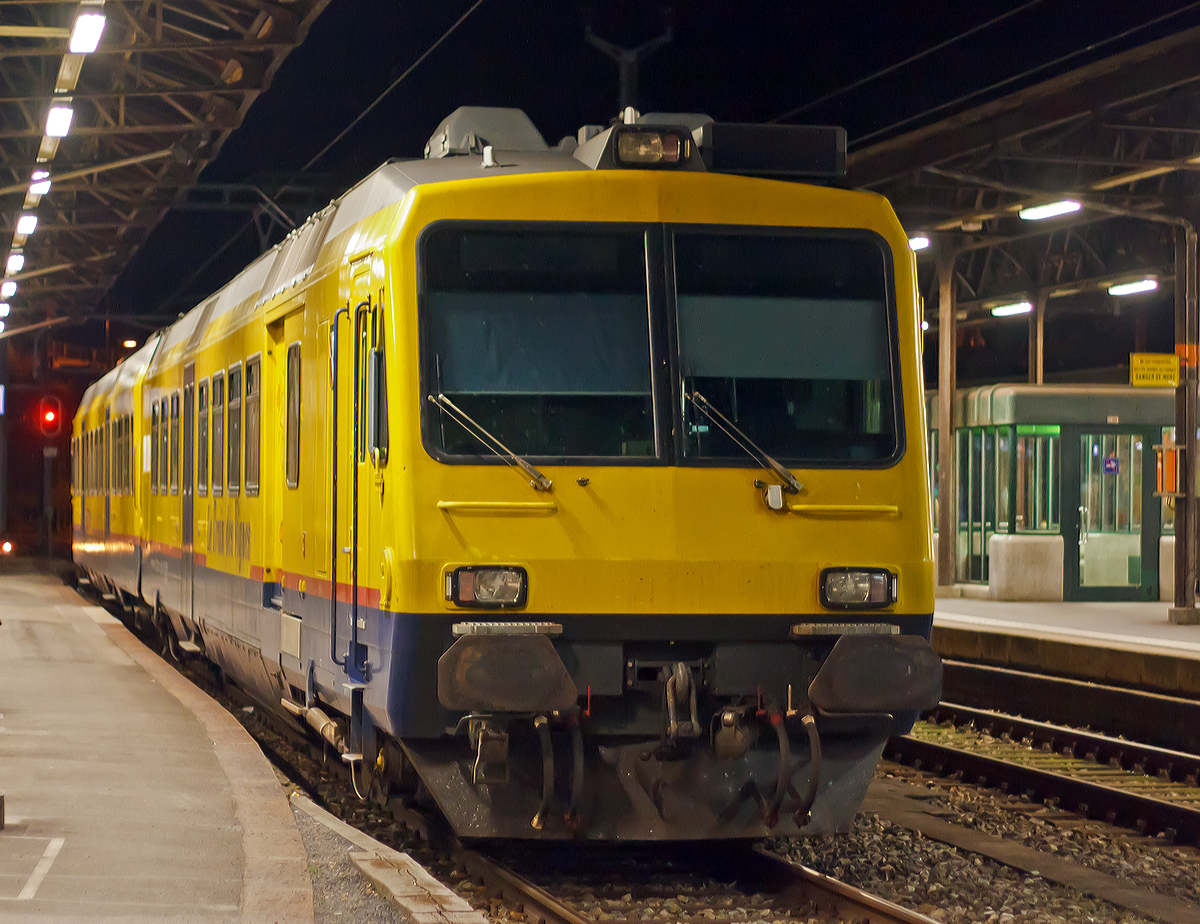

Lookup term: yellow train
[73,107,941,840]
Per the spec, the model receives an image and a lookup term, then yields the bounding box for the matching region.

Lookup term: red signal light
[36,395,63,437]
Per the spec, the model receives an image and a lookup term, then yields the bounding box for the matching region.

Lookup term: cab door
[334,261,377,681]
[274,302,306,612]
[181,364,195,623]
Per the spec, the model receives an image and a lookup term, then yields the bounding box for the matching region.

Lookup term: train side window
[120,412,127,494]
[159,398,169,494]
[125,415,132,494]
[245,356,261,496]
[172,391,181,494]
[122,418,127,494]
[228,365,242,496]
[198,381,209,496]
[212,373,225,496]
[150,405,159,495]
[286,343,301,488]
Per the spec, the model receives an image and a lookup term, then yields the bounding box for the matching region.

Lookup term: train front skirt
[401,713,892,841]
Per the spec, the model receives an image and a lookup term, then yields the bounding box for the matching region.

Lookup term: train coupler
[665,661,700,741]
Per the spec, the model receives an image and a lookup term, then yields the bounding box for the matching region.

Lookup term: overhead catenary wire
[850,1,1200,148]
[769,0,1045,124]
[155,0,489,313]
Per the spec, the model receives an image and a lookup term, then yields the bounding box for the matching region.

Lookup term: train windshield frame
[672,226,902,467]
[418,221,903,468]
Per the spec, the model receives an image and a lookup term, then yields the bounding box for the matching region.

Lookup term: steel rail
[928,701,1200,783]
[749,846,942,924]
[940,659,1200,754]
[455,849,593,924]
[886,735,1200,845]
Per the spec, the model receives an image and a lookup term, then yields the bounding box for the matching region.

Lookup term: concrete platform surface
[935,599,1200,660]
[933,598,1200,696]
[0,572,313,923]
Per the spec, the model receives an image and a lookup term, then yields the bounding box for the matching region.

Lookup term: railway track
[940,659,1200,754]
[458,840,942,924]
[92,588,939,924]
[887,702,1200,845]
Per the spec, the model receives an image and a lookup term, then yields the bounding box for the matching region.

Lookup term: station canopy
[0,0,331,334]
[849,24,1200,328]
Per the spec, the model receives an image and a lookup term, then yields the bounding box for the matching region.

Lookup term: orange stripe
[1177,344,1199,367]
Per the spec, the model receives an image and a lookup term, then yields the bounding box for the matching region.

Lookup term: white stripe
[16,837,64,901]
[935,611,1200,656]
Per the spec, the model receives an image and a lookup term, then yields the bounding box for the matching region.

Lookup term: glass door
[1078,433,1145,590]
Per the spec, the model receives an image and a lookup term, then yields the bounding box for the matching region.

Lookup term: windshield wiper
[686,389,802,495]
[428,394,553,492]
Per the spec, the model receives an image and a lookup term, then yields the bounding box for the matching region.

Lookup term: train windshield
[675,231,898,464]
[423,226,655,458]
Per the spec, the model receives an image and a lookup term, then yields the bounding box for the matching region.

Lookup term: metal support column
[0,348,7,536]
[42,446,55,557]
[1028,290,1046,385]
[1171,223,1200,624]
[937,255,957,586]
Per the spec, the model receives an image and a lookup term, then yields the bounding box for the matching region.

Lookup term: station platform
[0,568,313,923]
[934,598,1200,697]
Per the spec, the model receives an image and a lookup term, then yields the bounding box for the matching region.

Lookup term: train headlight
[615,129,690,167]
[820,568,896,609]
[446,566,528,608]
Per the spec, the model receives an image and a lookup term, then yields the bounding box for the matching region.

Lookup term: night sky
[99,0,1200,329]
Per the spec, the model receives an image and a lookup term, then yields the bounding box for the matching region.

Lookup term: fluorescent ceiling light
[45,102,74,138]
[0,303,8,318]
[69,11,106,54]
[16,214,37,236]
[1018,200,1081,221]
[0,281,15,298]
[29,171,51,196]
[0,321,5,334]
[1108,278,1158,296]
[909,235,930,251]
[992,301,1033,317]
[6,253,24,275]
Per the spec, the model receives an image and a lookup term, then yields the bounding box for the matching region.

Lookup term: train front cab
[353,167,943,840]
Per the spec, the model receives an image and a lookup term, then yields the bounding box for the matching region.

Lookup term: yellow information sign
[1130,352,1180,387]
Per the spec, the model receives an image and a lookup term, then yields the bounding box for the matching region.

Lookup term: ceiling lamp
[0,304,9,318]
[45,101,74,138]
[1018,200,1081,221]
[16,214,37,236]
[29,171,51,196]
[1108,278,1158,296]
[992,301,1034,317]
[908,235,930,251]
[6,253,24,275]
[69,7,106,54]
[0,281,15,298]
[123,339,137,348]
